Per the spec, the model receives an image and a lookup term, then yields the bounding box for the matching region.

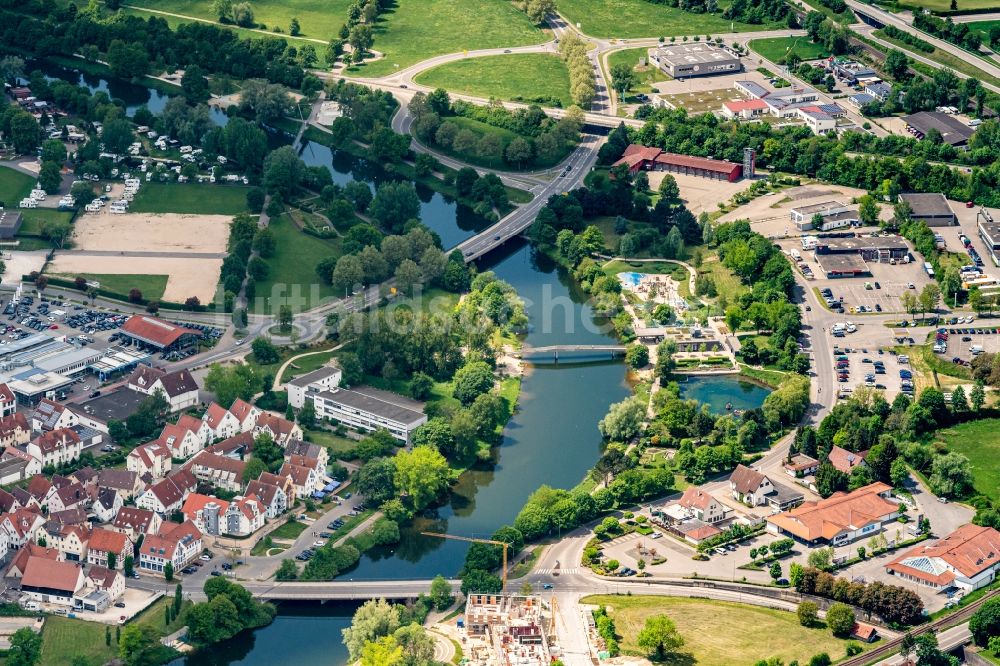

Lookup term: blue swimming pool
[619,272,643,287]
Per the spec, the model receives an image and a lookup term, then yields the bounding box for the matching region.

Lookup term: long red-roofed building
[612,144,744,182]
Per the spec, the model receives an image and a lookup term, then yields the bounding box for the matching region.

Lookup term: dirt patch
[1,250,48,284]
[647,171,750,216]
[47,255,221,303]
[71,211,230,253]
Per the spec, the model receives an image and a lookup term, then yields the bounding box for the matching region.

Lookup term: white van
[971,345,985,355]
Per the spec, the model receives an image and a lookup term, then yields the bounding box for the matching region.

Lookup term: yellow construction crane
[421,532,510,592]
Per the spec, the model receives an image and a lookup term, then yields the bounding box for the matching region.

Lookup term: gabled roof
[9,543,59,576]
[181,493,228,520]
[127,365,166,390]
[888,524,1000,584]
[203,403,234,429]
[0,383,14,404]
[176,414,207,433]
[55,483,88,508]
[828,445,868,473]
[679,487,718,512]
[207,431,254,457]
[246,479,281,507]
[189,450,245,476]
[768,482,896,541]
[113,507,156,533]
[157,423,197,452]
[229,399,257,423]
[87,565,121,590]
[285,439,322,460]
[730,464,769,495]
[121,316,199,347]
[255,412,297,438]
[723,99,769,113]
[31,398,68,430]
[32,428,81,455]
[0,412,29,437]
[97,487,119,512]
[71,466,98,487]
[156,369,199,398]
[129,441,172,469]
[89,527,129,554]
[26,475,52,501]
[279,462,313,487]
[0,488,17,513]
[21,556,83,593]
[47,507,88,527]
[98,469,139,493]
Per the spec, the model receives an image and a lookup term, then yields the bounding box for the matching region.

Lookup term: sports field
[348,0,547,77]
[749,36,831,63]
[583,595,869,666]
[557,0,782,38]
[415,54,573,107]
[129,183,249,215]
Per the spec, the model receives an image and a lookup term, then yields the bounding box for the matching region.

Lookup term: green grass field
[0,166,34,206]
[901,0,1000,10]
[270,519,309,540]
[558,0,782,38]
[252,213,342,313]
[50,273,168,300]
[304,428,362,456]
[415,53,573,107]
[280,349,340,381]
[583,595,868,666]
[129,183,249,215]
[125,0,353,40]
[607,47,669,100]
[346,0,546,77]
[935,419,1000,501]
[18,209,75,237]
[967,19,1000,41]
[749,36,831,63]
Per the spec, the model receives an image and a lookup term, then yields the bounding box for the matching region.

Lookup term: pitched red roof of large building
[89,527,129,554]
[888,524,1000,585]
[121,316,199,347]
[21,557,83,593]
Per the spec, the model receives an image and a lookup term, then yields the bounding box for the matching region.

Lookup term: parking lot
[937,322,1000,363]
[833,344,913,400]
[811,260,935,315]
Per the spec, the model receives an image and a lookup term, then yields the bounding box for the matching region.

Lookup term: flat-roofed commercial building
[816,253,871,279]
[648,43,741,78]
[814,236,909,262]
[790,201,858,231]
[899,193,956,227]
[311,386,427,443]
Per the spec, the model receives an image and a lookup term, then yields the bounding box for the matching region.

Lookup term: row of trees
[558,33,596,107]
[795,566,924,625]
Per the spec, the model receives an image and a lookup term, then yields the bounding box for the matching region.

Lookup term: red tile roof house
[39,523,89,562]
[0,412,31,449]
[156,422,205,460]
[111,507,162,541]
[246,478,287,519]
[136,470,197,515]
[253,412,302,446]
[0,507,45,548]
[127,441,173,481]
[181,493,229,535]
[766,482,900,546]
[87,528,132,569]
[229,399,261,433]
[185,451,246,493]
[177,414,214,448]
[138,520,202,575]
[827,445,869,474]
[677,487,726,524]
[6,543,61,578]
[721,98,770,120]
[27,428,83,468]
[225,495,266,536]
[203,403,241,441]
[0,382,16,418]
[279,462,320,498]
[126,366,200,412]
[886,524,1000,592]
[97,468,144,499]
[87,565,125,602]
[20,556,85,606]
[48,482,90,514]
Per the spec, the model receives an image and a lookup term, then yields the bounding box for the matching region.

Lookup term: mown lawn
[749,36,830,63]
[968,20,1000,42]
[557,0,782,38]
[935,419,1000,501]
[0,166,34,206]
[347,0,547,77]
[304,428,361,456]
[270,519,309,540]
[19,209,75,236]
[251,213,342,313]
[415,53,573,108]
[280,350,341,382]
[583,595,869,666]
[50,273,168,300]
[126,0,353,40]
[607,47,670,101]
[129,183,249,215]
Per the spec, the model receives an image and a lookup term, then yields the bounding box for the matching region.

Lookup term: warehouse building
[790,201,859,232]
[612,144,743,181]
[814,237,909,262]
[648,43,742,78]
[902,112,974,149]
[899,193,956,227]
[816,253,872,279]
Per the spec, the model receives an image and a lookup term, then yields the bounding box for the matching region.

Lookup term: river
[296,139,491,248]
[26,59,230,126]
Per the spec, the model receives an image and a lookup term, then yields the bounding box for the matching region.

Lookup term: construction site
[461,594,554,665]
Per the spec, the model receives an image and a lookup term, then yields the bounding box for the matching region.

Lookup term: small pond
[676,375,772,413]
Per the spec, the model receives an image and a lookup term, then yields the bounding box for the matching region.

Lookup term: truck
[924,261,935,278]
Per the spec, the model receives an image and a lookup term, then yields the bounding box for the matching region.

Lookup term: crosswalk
[535,567,580,575]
